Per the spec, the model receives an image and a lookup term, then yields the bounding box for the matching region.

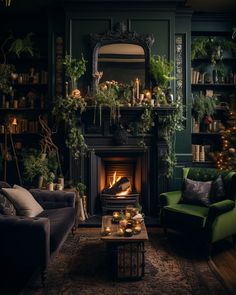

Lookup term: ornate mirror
[90,22,154,92]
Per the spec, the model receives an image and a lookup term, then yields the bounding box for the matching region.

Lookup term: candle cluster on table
[114,206,143,237]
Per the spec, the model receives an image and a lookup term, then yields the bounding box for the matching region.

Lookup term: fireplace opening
[100,157,141,213]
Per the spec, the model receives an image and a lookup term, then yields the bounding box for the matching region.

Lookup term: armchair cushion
[2,185,43,217]
[210,175,226,203]
[164,203,209,230]
[181,178,212,206]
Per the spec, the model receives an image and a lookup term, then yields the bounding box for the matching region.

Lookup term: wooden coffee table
[101,215,149,280]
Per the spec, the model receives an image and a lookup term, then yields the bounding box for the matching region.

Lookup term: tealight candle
[104,226,112,236]
[124,228,133,237]
[134,225,142,234]
[113,211,120,219]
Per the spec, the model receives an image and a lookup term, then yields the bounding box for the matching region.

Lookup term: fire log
[103,177,131,195]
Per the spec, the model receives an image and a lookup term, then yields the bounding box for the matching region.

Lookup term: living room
[0,0,236,294]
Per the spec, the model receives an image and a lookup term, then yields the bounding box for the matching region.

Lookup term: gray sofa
[0,186,76,288]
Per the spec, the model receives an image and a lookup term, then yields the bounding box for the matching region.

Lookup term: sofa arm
[208,199,235,218]
[160,191,182,207]
[0,215,50,271]
[30,189,76,209]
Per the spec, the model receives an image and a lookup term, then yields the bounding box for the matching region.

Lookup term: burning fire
[109,171,131,196]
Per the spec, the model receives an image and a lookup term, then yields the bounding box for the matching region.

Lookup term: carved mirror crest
[90,22,154,92]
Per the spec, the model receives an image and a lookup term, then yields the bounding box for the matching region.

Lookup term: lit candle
[112,211,120,223]
[135,78,139,100]
[134,225,142,234]
[145,91,151,100]
[124,228,133,237]
[103,226,112,236]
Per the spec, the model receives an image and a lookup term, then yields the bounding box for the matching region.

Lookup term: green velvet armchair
[160,167,236,255]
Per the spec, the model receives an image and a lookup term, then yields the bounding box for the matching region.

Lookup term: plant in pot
[22,149,49,188]
[62,53,87,93]
[150,55,175,91]
[192,93,218,132]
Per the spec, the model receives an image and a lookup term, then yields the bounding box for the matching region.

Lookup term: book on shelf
[192,118,200,133]
[192,144,206,162]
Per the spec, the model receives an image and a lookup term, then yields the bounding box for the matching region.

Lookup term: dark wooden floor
[210,239,236,295]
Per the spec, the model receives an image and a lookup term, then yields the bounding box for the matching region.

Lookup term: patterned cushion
[181,178,212,207]
[0,191,16,215]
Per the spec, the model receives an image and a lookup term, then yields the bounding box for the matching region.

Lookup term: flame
[116,187,131,196]
[109,171,121,188]
[109,171,131,197]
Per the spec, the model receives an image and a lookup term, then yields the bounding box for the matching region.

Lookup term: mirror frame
[90,22,154,93]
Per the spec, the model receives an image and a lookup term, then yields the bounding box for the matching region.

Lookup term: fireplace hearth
[70,106,175,218]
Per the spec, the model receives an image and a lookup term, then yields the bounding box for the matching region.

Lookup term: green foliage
[22,149,49,182]
[53,96,88,159]
[0,63,15,94]
[192,94,217,123]
[9,33,34,58]
[191,37,209,60]
[150,55,175,89]
[75,182,86,196]
[192,36,236,64]
[63,54,87,81]
[163,96,186,177]
[232,28,236,39]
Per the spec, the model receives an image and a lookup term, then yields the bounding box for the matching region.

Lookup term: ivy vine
[53,96,88,159]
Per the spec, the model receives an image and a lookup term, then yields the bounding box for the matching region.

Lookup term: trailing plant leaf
[53,96,87,159]
[9,33,34,57]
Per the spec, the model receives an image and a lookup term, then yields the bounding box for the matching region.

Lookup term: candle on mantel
[135,78,140,100]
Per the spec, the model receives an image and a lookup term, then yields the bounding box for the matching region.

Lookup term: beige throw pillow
[2,185,43,217]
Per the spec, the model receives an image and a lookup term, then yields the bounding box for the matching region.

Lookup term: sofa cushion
[182,178,212,206]
[0,191,16,215]
[210,175,226,203]
[2,185,43,217]
[164,203,209,230]
[37,207,75,253]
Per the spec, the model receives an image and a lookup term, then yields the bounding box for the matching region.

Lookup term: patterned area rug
[22,228,228,295]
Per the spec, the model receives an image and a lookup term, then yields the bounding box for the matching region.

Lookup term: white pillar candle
[135,78,139,100]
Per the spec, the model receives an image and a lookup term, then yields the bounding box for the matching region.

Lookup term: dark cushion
[181,178,212,207]
[0,191,16,215]
[210,175,226,203]
[37,207,75,253]
[0,181,11,189]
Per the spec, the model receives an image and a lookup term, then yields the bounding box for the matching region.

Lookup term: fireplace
[70,107,175,217]
[100,157,140,212]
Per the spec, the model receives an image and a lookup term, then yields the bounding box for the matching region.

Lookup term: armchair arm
[208,199,235,219]
[160,191,182,207]
[0,215,50,271]
[30,189,76,209]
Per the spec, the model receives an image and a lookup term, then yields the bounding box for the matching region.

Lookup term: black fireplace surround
[70,106,174,217]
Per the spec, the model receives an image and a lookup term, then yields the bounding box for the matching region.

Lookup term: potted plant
[150,55,175,90]
[192,94,218,132]
[62,54,87,93]
[22,149,49,188]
